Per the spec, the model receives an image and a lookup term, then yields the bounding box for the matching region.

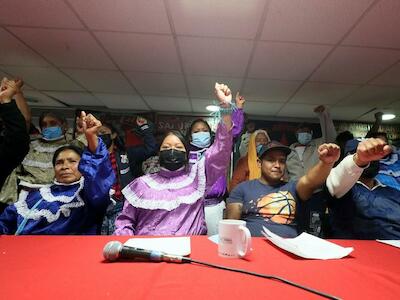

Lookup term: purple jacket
[188,108,244,205]
[114,122,233,236]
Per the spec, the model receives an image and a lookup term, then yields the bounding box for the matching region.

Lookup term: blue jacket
[328,181,400,239]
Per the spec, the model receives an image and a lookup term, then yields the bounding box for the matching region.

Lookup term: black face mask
[99,134,113,149]
[361,160,380,179]
[159,149,187,171]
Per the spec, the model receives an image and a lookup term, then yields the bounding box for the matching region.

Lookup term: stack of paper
[262,226,353,260]
[124,236,191,256]
[376,240,400,249]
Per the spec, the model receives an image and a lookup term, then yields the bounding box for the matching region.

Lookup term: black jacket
[0,101,30,189]
[115,123,157,193]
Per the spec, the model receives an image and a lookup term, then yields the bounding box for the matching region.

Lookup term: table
[0,236,399,299]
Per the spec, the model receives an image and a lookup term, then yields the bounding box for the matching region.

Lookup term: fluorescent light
[206,105,219,112]
[382,113,396,121]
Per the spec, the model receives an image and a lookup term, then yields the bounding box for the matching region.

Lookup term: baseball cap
[258,141,291,159]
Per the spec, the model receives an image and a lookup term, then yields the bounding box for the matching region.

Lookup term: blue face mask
[42,126,63,141]
[256,144,263,154]
[191,131,211,149]
[297,132,312,145]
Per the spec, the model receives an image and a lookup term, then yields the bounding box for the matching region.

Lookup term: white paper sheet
[262,226,353,260]
[376,239,400,249]
[124,236,191,256]
[208,234,219,244]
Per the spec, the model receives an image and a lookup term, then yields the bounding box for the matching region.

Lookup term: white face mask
[296,132,312,145]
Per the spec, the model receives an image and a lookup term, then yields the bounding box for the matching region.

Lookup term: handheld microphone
[103,241,338,299]
[103,241,188,263]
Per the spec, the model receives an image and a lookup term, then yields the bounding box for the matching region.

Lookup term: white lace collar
[142,159,203,190]
[15,178,85,223]
[123,158,206,211]
[53,177,83,186]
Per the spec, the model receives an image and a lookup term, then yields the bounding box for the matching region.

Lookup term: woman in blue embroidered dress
[115,83,234,236]
[0,112,115,235]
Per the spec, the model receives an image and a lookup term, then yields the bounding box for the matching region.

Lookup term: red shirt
[109,150,123,201]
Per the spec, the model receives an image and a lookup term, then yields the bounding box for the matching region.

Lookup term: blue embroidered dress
[376,147,400,191]
[0,140,115,235]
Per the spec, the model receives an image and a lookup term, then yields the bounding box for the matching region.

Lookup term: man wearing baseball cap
[226,140,340,237]
[326,138,398,239]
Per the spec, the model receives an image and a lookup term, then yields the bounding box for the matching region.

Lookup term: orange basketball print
[256,191,296,224]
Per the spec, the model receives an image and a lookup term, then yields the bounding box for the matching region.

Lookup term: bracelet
[210,102,237,119]
[220,105,235,115]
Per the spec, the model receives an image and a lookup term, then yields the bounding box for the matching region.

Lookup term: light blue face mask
[297,132,312,145]
[191,131,211,149]
[256,144,263,154]
[41,126,63,141]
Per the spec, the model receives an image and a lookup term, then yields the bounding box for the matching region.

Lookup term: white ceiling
[1,0,400,123]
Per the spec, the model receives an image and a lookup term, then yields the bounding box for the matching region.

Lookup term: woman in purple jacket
[114,83,234,236]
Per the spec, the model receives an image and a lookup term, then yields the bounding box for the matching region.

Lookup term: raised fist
[136,116,148,127]
[214,82,232,108]
[374,112,383,121]
[0,78,17,104]
[354,138,391,166]
[77,111,102,137]
[318,143,340,165]
[313,105,326,114]
[235,92,245,109]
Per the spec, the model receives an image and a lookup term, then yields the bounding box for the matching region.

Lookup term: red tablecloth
[0,236,399,299]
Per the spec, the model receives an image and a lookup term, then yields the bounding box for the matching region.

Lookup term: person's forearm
[326,154,365,198]
[204,119,233,186]
[306,160,335,189]
[0,102,30,185]
[14,93,31,130]
[86,134,98,153]
[0,101,28,137]
[141,127,157,158]
[231,108,244,138]
[318,109,336,142]
[221,113,232,130]
[297,160,334,201]
[365,119,381,138]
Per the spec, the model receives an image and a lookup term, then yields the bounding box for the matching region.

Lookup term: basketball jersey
[227,179,299,238]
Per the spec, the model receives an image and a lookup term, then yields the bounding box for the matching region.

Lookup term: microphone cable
[180,257,340,300]
[103,241,339,299]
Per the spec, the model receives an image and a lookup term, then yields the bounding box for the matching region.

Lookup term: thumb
[82,122,87,132]
[319,148,328,156]
[383,145,392,156]
[1,78,8,90]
